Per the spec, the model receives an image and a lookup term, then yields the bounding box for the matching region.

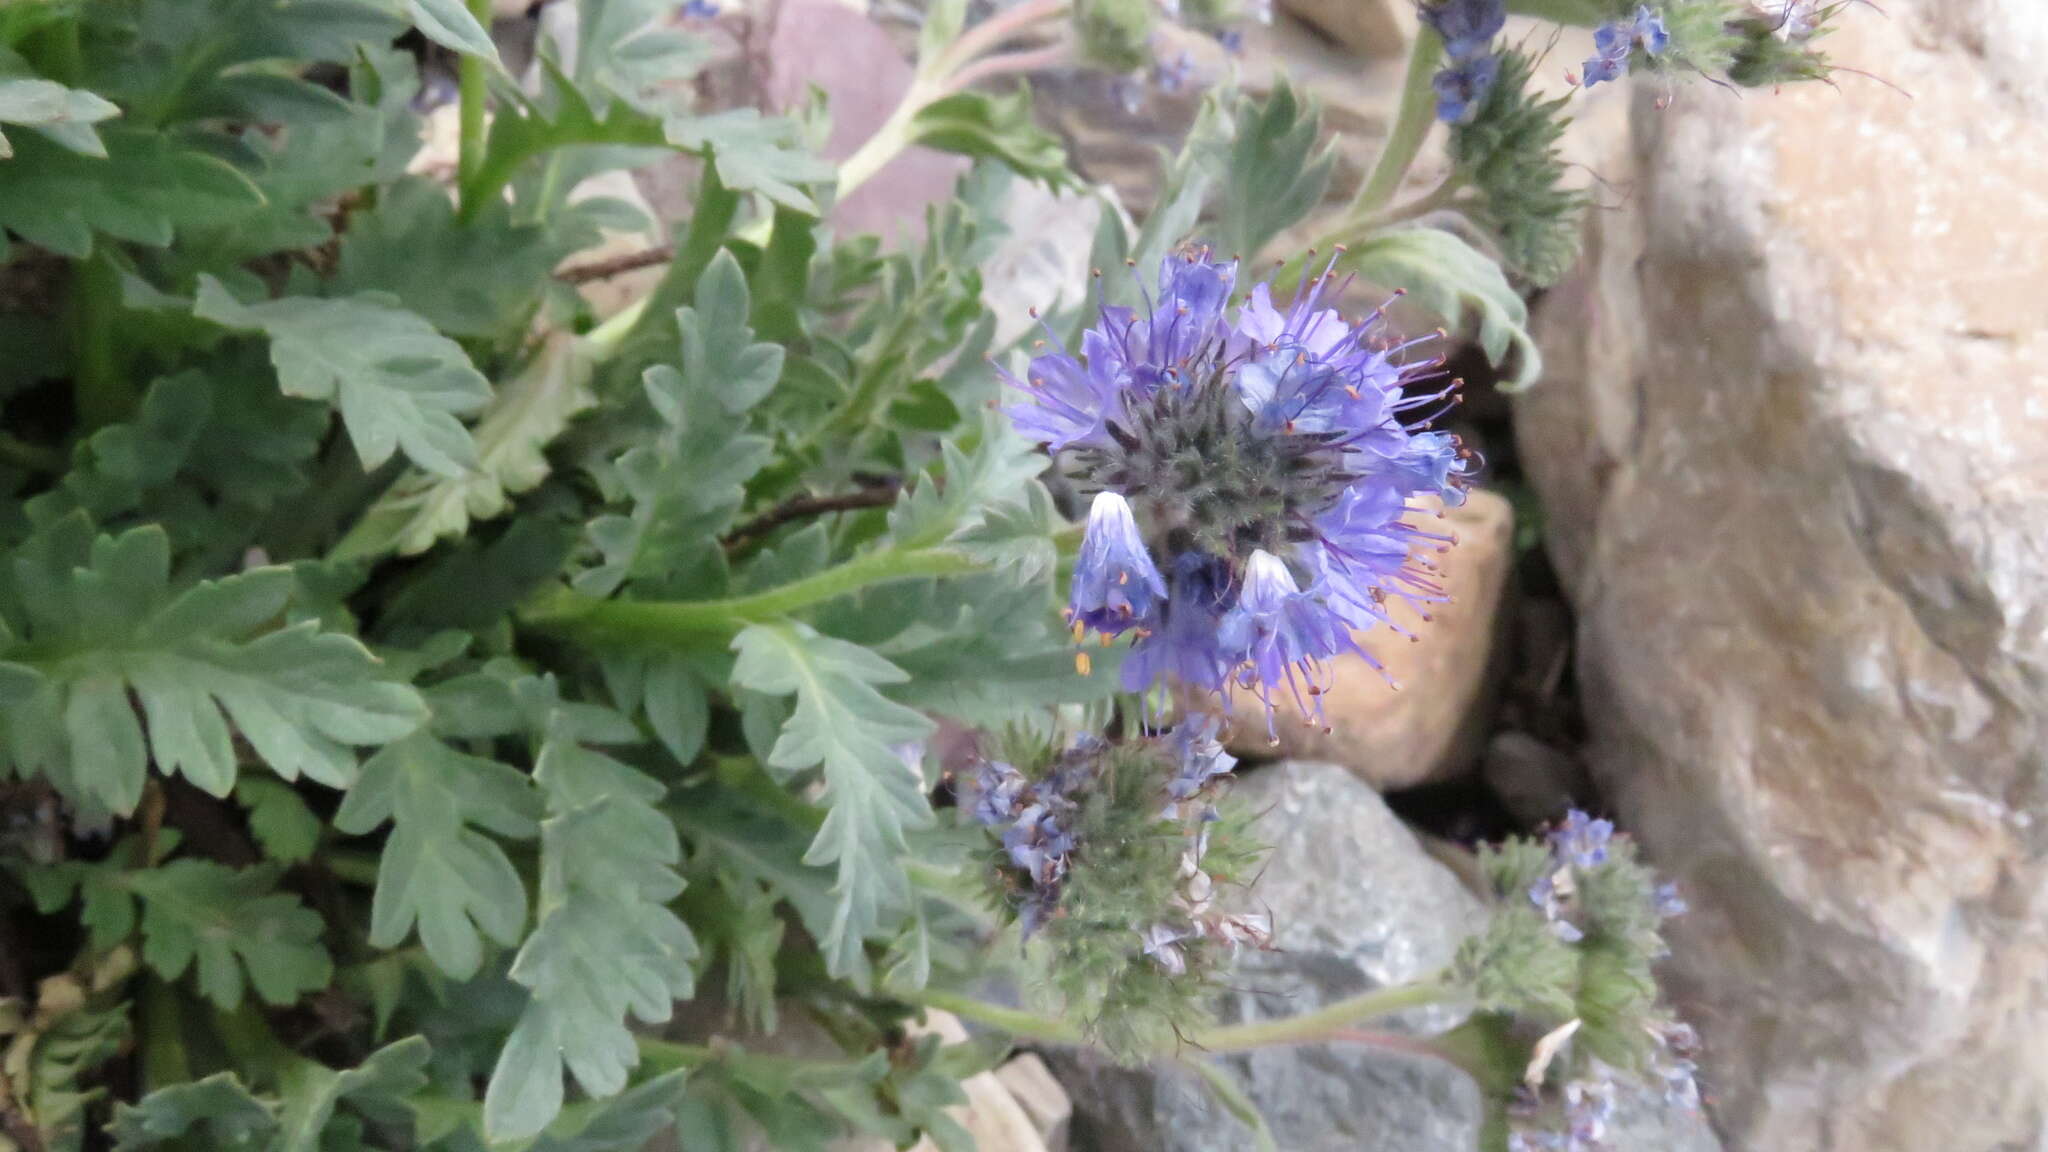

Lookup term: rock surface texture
[1517,4,2048,1150]
[1047,761,1718,1151]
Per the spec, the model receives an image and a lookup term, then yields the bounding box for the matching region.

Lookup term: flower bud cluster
[961,721,1269,1058]
[1456,812,1705,1149]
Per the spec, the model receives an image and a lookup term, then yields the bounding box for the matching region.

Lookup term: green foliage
[910,87,1072,190]
[193,279,494,478]
[1214,81,1336,262]
[1450,49,1583,287]
[0,0,1742,1142]
[729,622,933,984]
[1340,226,1545,389]
[0,519,424,812]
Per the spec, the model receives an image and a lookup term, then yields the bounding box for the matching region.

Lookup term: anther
[1075,651,1093,676]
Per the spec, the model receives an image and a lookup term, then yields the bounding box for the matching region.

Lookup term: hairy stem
[69,249,130,432]
[912,976,1459,1055]
[1193,979,1456,1052]
[1350,28,1445,219]
[943,42,1071,94]
[519,545,984,649]
[456,0,494,195]
[940,0,1068,73]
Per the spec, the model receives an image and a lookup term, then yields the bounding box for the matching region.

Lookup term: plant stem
[943,42,1071,95]
[0,433,65,474]
[69,249,130,432]
[519,545,983,649]
[914,990,1086,1044]
[940,0,1067,74]
[1191,979,1457,1053]
[1350,28,1444,219]
[456,0,494,196]
[910,977,1459,1055]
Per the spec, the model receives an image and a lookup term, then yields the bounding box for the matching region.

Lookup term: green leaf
[124,859,333,1009]
[338,332,597,560]
[576,363,771,597]
[885,411,1046,550]
[908,87,1070,189]
[1342,226,1543,390]
[484,722,696,1141]
[528,1069,693,1152]
[1215,81,1335,262]
[406,0,501,63]
[26,364,329,559]
[0,75,121,159]
[729,622,935,984]
[329,176,565,339]
[273,1037,431,1152]
[0,127,264,259]
[0,520,426,812]
[682,249,785,414]
[109,1073,276,1150]
[333,731,540,980]
[236,776,322,863]
[668,109,833,215]
[194,276,492,476]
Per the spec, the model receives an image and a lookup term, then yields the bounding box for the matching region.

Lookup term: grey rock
[1516,3,2048,1149]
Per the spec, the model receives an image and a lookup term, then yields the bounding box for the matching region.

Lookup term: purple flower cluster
[968,754,1088,936]
[1511,1023,1702,1151]
[1581,4,1669,87]
[1527,810,1616,942]
[1002,251,1471,723]
[1421,0,1506,122]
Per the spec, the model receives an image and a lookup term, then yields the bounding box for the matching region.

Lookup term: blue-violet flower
[1001,250,1472,717]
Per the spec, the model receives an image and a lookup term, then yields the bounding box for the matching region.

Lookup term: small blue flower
[1420,0,1506,58]
[1071,491,1169,639]
[999,341,1129,452]
[680,0,719,18]
[1654,881,1688,920]
[969,760,1028,826]
[1433,51,1500,122]
[1216,27,1245,54]
[1165,716,1237,802]
[1550,809,1614,869]
[1218,550,1357,718]
[1004,802,1077,885]
[1155,50,1197,94]
[1123,551,1237,694]
[1583,5,1668,88]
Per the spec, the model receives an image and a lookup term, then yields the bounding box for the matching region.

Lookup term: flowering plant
[0,0,1856,1148]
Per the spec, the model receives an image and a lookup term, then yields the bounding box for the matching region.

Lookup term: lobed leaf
[729,622,934,984]
[0,519,426,813]
[333,731,540,980]
[194,277,492,477]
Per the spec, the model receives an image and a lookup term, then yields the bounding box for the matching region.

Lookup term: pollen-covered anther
[1075,651,1093,676]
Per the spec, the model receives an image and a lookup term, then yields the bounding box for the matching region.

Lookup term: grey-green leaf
[193,276,491,476]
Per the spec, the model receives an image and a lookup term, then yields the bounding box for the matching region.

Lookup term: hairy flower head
[1002,250,1471,718]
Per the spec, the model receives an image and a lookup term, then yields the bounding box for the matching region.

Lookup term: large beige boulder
[1517,4,2048,1150]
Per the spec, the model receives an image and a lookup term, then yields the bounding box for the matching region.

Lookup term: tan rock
[1518,3,2048,1150]
[896,1011,1047,1152]
[1277,0,1414,59]
[994,1054,1072,1152]
[1214,488,1514,791]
